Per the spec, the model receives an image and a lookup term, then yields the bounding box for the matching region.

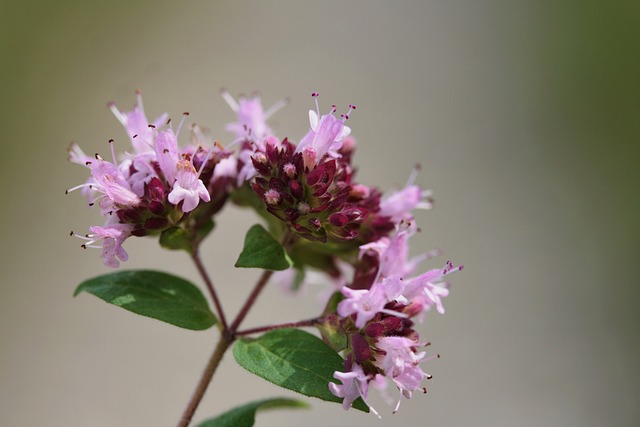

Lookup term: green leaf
[235,224,292,271]
[74,270,216,330]
[160,227,192,252]
[233,329,368,412]
[194,397,308,427]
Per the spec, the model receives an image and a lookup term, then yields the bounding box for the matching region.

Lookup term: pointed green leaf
[235,224,292,271]
[194,397,308,427]
[233,328,368,412]
[74,270,216,330]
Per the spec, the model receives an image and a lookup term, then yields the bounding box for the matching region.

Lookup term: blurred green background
[1,1,638,426]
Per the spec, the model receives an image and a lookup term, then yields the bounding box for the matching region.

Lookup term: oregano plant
[67,89,462,426]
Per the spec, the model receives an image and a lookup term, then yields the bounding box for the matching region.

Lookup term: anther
[176,112,189,137]
[148,124,156,128]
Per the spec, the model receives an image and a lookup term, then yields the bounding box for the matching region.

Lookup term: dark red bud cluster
[250,139,372,242]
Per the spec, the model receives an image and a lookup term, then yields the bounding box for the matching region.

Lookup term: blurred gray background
[1,1,638,426]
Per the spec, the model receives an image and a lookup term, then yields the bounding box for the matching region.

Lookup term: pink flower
[74,223,134,268]
[379,168,433,223]
[403,261,461,316]
[89,156,141,207]
[167,159,210,212]
[221,90,288,141]
[119,152,158,197]
[296,93,353,168]
[329,364,378,415]
[359,222,435,283]
[373,336,429,412]
[154,129,180,185]
[109,91,168,154]
[337,277,406,329]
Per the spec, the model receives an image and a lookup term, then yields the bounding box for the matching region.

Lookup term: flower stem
[191,250,228,331]
[235,317,321,336]
[178,230,296,426]
[229,269,273,334]
[176,336,231,427]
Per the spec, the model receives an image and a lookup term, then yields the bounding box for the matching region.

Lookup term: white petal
[338,125,351,141]
[308,110,319,131]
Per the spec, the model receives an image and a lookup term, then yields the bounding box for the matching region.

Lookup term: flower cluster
[327,223,462,414]
[68,91,233,266]
[67,89,461,415]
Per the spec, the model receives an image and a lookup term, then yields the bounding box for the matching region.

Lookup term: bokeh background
[1,1,638,426]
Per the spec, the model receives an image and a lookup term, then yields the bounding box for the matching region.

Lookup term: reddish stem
[176,336,231,427]
[235,317,321,336]
[191,250,228,331]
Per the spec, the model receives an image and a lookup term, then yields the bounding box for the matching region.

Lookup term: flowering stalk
[68,90,462,426]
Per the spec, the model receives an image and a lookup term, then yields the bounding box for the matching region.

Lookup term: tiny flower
[379,167,433,223]
[154,129,180,185]
[167,159,211,213]
[89,156,141,207]
[373,336,432,412]
[73,223,134,268]
[120,152,158,197]
[403,261,462,316]
[221,90,289,141]
[264,188,281,205]
[329,363,379,416]
[296,93,353,168]
[337,277,406,329]
[109,91,168,154]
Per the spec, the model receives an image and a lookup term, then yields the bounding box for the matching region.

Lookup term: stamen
[264,97,291,119]
[108,139,118,166]
[108,101,126,125]
[196,147,214,177]
[65,183,94,194]
[311,92,320,116]
[341,104,356,123]
[135,89,144,115]
[220,88,239,112]
[355,379,381,419]
[176,112,189,138]
[406,163,422,187]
